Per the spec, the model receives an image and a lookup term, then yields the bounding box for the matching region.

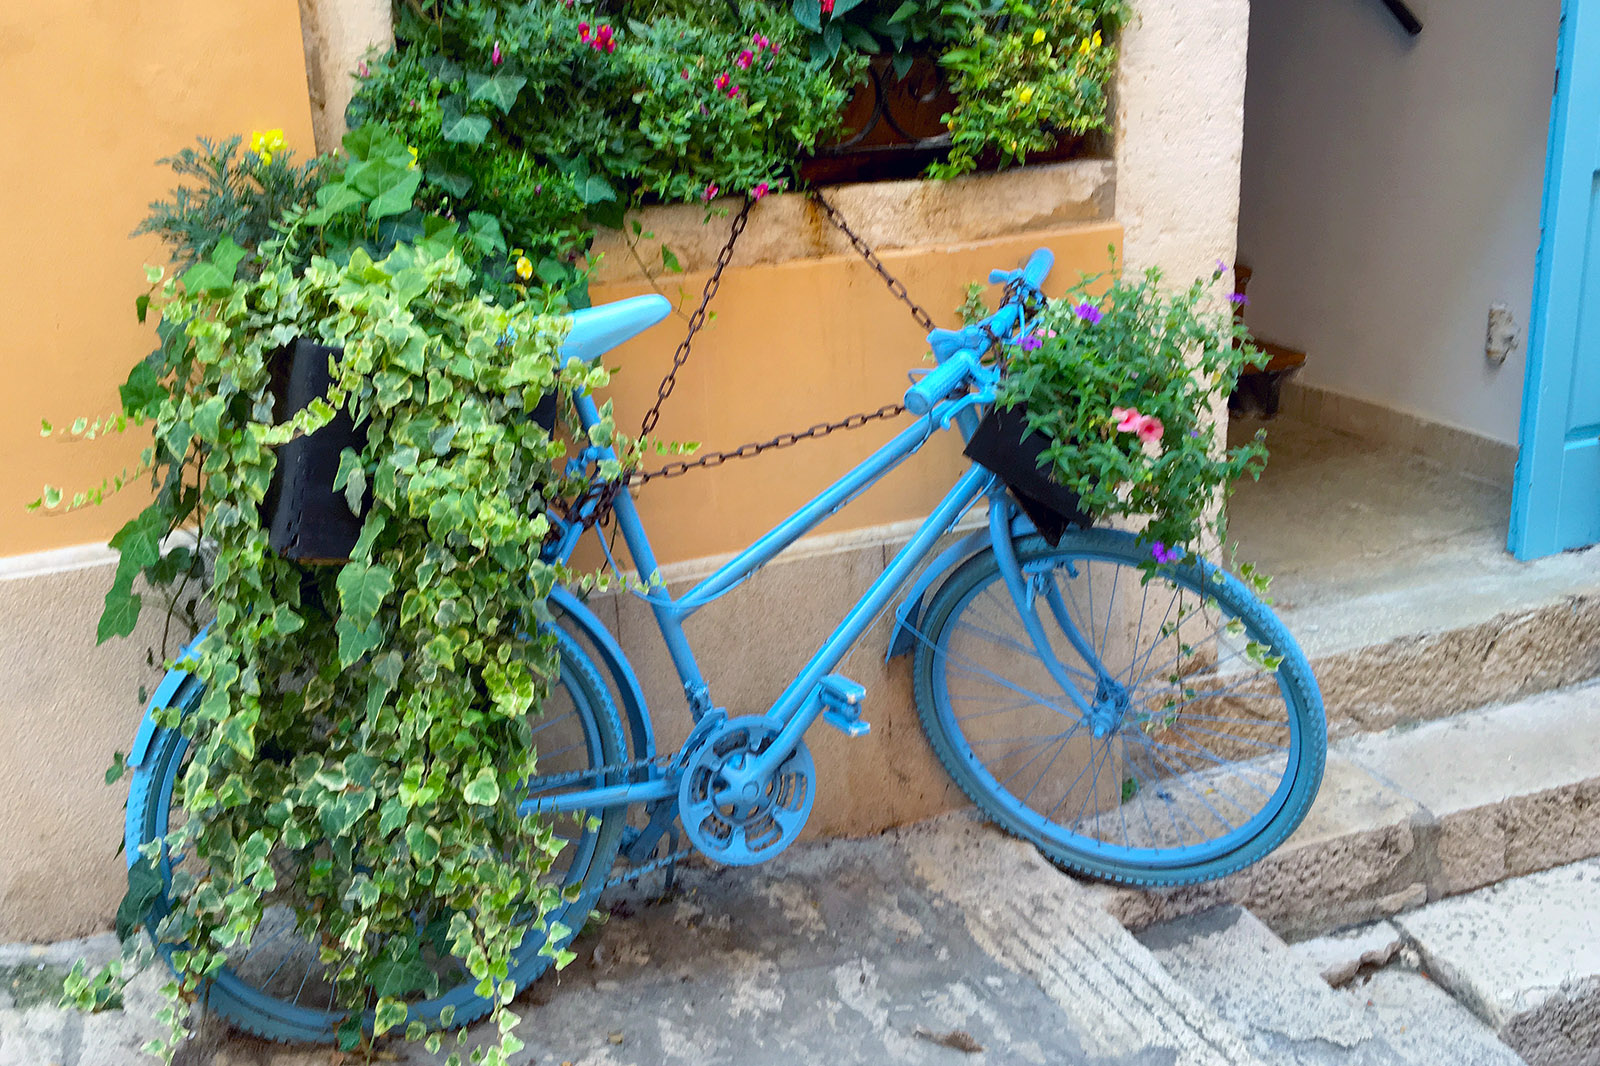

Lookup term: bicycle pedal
[818,674,870,737]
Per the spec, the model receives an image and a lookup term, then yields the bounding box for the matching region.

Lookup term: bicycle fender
[549,586,657,763]
[128,626,211,769]
[886,509,1042,660]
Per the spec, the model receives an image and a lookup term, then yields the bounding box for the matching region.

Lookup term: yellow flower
[1032,28,1046,44]
[1017,85,1035,105]
[249,128,288,165]
[515,256,534,280]
[408,145,419,169]
[1094,30,1103,48]
[1079,36,1092,55]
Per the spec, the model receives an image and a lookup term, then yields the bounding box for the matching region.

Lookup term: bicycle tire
[124,626,627,1043]
[912,528,1325,885]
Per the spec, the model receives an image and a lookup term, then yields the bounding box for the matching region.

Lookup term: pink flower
[578,22,590,39]
[822,0,835,12]
[702,183,719,202]
[1113,407,1144,433]
[681,68,691,79]
[491,41,503,66]
[714,72,730,90]
[1136,416,1164,444]
[357,59,370,78]
[751,182,770,200]
[727,84,740,98]
[736,49,754,69]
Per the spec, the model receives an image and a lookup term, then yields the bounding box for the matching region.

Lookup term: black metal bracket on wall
[1378,0,1423,36]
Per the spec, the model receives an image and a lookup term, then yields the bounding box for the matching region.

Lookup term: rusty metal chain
[808,188,940,334]
[631,402,907,485]
[637,196,755,440]
[590,185,953,513]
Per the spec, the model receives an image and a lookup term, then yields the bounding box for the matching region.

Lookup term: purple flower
[1151,542,1184,565]
[1074,302,1104,324]
[1215,258,1228,275]
[1228,292,1249,306]
[1017,333,1044,351]
[491,41,503,66]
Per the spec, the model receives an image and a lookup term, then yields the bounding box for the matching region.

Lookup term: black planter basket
[964,404,1092,546]
[262,339,367,564]
[261,338,562,564]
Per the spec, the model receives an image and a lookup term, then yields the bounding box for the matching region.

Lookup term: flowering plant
[991,261,1268,561]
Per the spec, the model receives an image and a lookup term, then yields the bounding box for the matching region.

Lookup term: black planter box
[964,404,1091,546]
[262,339,565,565]
[263,339,367,564]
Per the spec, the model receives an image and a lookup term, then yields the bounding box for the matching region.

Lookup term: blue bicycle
[123,248,1326,1042]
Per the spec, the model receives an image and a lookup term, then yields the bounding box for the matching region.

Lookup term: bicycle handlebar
[904,351,980,415]
[906,248,1054,415]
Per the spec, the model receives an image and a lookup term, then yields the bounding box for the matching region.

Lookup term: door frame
[1510,0,1600,559]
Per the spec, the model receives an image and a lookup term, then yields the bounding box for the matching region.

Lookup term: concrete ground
[12,815,1595,1066]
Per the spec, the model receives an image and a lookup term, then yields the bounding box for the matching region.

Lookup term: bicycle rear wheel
[912,528,1325,885]
[124,626,626,1043]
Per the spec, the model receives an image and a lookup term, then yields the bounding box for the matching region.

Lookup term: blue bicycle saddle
[561,294,672,365]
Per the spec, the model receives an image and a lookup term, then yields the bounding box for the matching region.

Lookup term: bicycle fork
[984,489,1127,738]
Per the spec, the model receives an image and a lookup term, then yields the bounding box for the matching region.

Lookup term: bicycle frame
[526,369,1110,820]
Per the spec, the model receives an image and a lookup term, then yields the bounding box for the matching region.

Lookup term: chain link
[631,402,907,485]
[596,186,956,504]
[637,196,755,440]
[808,188,940,334]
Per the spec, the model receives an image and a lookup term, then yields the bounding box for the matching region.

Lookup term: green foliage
[994,259,1268,556]
[132,137,327,271]
[931,0,1127,178]
[794,0,987,69]
[350,0,856,291]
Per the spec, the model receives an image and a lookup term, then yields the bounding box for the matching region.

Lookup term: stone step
[1138,905,1526,1066]
[1088,680,1600,939]
[1281,544,1600,739]
[1393,857,1600,1066]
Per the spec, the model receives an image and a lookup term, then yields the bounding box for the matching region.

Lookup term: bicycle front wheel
[913,528,1325,885]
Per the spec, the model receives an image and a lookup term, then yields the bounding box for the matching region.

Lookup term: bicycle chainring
[677,716,815,867]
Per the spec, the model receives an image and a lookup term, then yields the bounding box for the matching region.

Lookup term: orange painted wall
[587,221,1122,568]
[0,1,315,557]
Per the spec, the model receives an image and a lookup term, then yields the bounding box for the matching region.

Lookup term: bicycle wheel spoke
[920,531,1323,877]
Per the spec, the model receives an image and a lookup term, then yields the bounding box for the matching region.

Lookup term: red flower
[752,182,770,200]
[702,183,719,202]
[727,84,740,98]
[714,72,730,90]
[736,49,754,69]
[822,0,835,12]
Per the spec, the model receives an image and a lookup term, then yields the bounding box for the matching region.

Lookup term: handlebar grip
[1022,247,1054,288]
[987,248,1056,289]
[904,351,977,416]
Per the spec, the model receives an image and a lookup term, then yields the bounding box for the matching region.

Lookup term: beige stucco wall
[0,1,1251,941]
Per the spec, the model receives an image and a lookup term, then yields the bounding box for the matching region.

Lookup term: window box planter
[964,403,1091,545]
[263,338,366,564]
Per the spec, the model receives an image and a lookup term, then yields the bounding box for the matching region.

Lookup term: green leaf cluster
[995,258,1269,555]
[89,225,626,1064]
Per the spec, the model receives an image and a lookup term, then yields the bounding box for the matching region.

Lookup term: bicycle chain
[529,752,696,889]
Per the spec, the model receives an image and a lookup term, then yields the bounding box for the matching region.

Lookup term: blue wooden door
[1512,0,1600,559]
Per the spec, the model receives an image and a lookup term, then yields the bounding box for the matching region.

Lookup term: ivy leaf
[440,100,491,145]
[661,246,682,274]
[337,562,393,624]
[191,396,225,442]
[120,361,163,418]
[577,174,616,206]
[105,751,127,786]
[467,70,526,114]
[425,168,473,198]
[134,293,151,324]
[462,768,500,807]
[359,158,423,221]
[334,448,367,515]
[373,995,408,1036]
[97,585,142,645]
[337,617,385,668]
[406,823,440,864]
[792,0,822,31]
[115,856,162,942]
[305,181,364,225]
[372,948,436,998]
[272,604,305,636]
